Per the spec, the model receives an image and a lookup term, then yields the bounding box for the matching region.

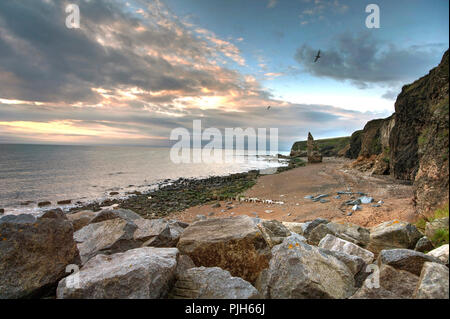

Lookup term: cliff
[347,49,449,213]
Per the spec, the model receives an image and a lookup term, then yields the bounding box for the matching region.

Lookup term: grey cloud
[294,32,447,89]
[0,0,257,104]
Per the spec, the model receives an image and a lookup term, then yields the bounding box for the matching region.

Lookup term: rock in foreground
[0,210,80,298]
[170,266,259,299]
[413,262,449,299]
[257,235,355,299]
[177,216,271,284]
[57,247,178,299]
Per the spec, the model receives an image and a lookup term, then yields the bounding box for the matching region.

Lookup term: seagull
[314,50,321,62]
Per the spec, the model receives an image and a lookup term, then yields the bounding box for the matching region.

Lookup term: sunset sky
[0,0,448,150]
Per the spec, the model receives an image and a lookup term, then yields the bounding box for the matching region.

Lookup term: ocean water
[0,144,287,215]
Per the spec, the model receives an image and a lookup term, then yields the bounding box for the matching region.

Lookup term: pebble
[334,195,341,199]
[352,204,361,211]
[372,204,381,207]
[264,210,274,214]
[347,212,353,216]
[359,196,374,204]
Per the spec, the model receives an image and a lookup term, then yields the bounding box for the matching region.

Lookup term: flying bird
[314,50,321,62]
[267,105,271,110]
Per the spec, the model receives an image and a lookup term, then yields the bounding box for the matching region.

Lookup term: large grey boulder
[0,210,80,298]
[74,216,186,264]
[377,249,443,276]
[307,222,370,247]
[57,247,178,299]
[351,264,419,299]
[367,220,423,254]
[413,262,449,299]
[319,234,374,264]
[170,267,259,299]
[426,244,449,265]
[257,219,292,247]
[425,217,449,239]
[257,235,355,299]
[177,216,271,284]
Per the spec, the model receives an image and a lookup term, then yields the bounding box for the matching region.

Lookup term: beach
[170,157,417,228]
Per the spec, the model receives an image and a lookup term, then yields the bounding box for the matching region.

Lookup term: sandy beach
[170,157,417,228]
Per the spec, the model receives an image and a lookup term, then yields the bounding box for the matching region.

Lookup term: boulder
[257,235,355,299]
[74,216,184,264]
[320,249,366,278]
[413,262,449,299]
[175,255,196,276]
[326,222,370,247]
[57,247,178,299]
[414,236,434,253]
[281,221,306,235]
[426,244,449,264]
[67,210,97,232]
[170,267,259,299]
[89,208,142,224]
[377,249,443,276]
[38,201,51,207]
[257,219,292,247]
[301,218,330,238]
[425,217,449,239]
[0,210,80,298]
[319,234,374,264]
[351,264,419,299]
[74,218,138,264]
[177,216,271,284]
[308,223,336,246]
[367,220,423,254]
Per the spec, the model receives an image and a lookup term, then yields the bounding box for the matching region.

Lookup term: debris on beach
[264,210,274,214]
[372,204,381,207]
[359,196,374,204]
[352,204,361,211]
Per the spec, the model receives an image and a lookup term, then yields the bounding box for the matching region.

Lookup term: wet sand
[169,157,417,228]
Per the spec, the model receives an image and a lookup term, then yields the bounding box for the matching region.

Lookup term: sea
[0,144,288,215]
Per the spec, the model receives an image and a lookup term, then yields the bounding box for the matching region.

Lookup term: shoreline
[0,154,293,217]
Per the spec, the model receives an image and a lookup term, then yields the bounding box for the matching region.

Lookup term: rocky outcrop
[413,262,449,299]
[177,216,271,284]
[57,247,178,299]
[345,130,363,159]
[257,235,355,299]
[391,50,449,212]
[307,132,323,163]
[346,50,449,214]
[169,267,259,299]
[350,115,395,175]
[0,210,80,298]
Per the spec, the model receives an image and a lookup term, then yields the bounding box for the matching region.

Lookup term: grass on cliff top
[291,136,350,155]
[415,204,449,247]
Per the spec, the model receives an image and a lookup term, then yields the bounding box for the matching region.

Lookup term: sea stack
[307,132,323,163]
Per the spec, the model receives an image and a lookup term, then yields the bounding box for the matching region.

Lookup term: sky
[0,0,448,151]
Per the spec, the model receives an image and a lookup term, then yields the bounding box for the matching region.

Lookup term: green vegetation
[415,204,449,247]
[291,136,350,157]
[431,229,449,247]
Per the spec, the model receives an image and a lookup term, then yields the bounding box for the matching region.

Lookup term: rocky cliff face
[348,50,449,213]
[391,50,449,212]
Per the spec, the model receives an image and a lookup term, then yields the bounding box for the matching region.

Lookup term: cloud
[0,100,389,150]
[294,32,446,88]
[298,0,348,25]
[267,0,278,9]
[0,0,257,109]
[381,89,400,100]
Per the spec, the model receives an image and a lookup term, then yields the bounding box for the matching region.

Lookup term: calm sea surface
[0,144,287,215]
